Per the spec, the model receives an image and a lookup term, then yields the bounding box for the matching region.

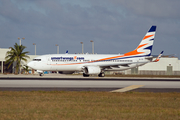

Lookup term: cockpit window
[33,59,41,61]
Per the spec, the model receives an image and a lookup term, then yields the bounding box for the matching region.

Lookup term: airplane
[27,25,162,77]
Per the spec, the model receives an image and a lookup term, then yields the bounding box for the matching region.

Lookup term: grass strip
[0,91,180,120]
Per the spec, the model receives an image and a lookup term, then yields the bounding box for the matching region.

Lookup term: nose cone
[27,61,34,69]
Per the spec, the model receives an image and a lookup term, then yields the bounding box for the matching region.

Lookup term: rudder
[124,26,156,57]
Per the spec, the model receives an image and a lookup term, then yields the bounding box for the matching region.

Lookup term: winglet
[153,51,164,62]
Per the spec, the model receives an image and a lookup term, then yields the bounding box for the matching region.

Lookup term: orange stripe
[50,43,148,66]
[143,34,154,40]
[124,43,147,56]
[137,43,148,49]
[124,50,144,56]
[91,43,147,61]
[98,55,124,61]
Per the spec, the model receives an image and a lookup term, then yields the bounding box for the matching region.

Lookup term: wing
[99,62,132,69]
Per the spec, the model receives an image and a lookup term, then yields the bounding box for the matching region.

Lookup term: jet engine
[83,66,101,75]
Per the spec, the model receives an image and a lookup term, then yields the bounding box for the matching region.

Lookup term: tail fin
[153,51,164,62]
[66,50,68,54]
[124,26,156,57]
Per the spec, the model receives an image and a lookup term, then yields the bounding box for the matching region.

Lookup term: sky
[0,0,180,58]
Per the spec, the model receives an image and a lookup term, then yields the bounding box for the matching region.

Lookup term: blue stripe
[148,26,156,32]
[110,55,148,60]
[92,55,149,63]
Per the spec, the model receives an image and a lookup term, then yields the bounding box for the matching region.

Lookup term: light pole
[17,37,25,74]
[90,40,94,54]
[33,43,36,55]
[18,37,25,45]
[80,42,84,54]
[55,44,59,54]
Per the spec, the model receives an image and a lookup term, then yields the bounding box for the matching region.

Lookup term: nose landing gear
[39,73,44,76]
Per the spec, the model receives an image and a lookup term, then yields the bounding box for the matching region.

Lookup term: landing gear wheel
[39,73,44,76]
[83,73,89,77]
[98,72,105,77]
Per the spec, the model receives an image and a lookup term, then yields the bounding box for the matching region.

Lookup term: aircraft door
[47,57,51,65]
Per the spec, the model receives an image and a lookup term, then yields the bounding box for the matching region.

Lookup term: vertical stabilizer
[124,26,156,57]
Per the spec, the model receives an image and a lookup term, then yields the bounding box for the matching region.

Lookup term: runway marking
[111,85,144,92]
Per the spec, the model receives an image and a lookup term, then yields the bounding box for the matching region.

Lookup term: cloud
[0,0,179,58]
[110,0,180,19]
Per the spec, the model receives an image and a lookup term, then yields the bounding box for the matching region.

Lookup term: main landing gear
[98,72,105,77]
[82,72,105,77]
[83,73,89,77]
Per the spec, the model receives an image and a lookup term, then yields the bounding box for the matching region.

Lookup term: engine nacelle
[83,66,101,75]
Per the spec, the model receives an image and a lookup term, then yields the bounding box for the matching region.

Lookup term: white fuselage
[27,54,150,72]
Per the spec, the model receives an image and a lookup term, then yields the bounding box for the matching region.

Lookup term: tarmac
[0,73,180,92]
[0,73,84,78]
[1,73,180,79]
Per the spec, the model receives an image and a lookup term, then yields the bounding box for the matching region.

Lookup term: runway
[0,74,180,92]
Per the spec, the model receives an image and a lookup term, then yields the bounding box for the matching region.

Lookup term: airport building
[1,48,180,75]
[125,57,180,75]
[0,48,37,74]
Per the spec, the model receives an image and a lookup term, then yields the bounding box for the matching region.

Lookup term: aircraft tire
[98,72,105,77]
[83,73,89,77]
[39,73,44,76]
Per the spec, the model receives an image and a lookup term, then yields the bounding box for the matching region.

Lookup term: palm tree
[5,43,30,74]
[23,65,31,74]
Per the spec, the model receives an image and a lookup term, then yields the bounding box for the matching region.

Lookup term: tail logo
[124,26,156,57]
